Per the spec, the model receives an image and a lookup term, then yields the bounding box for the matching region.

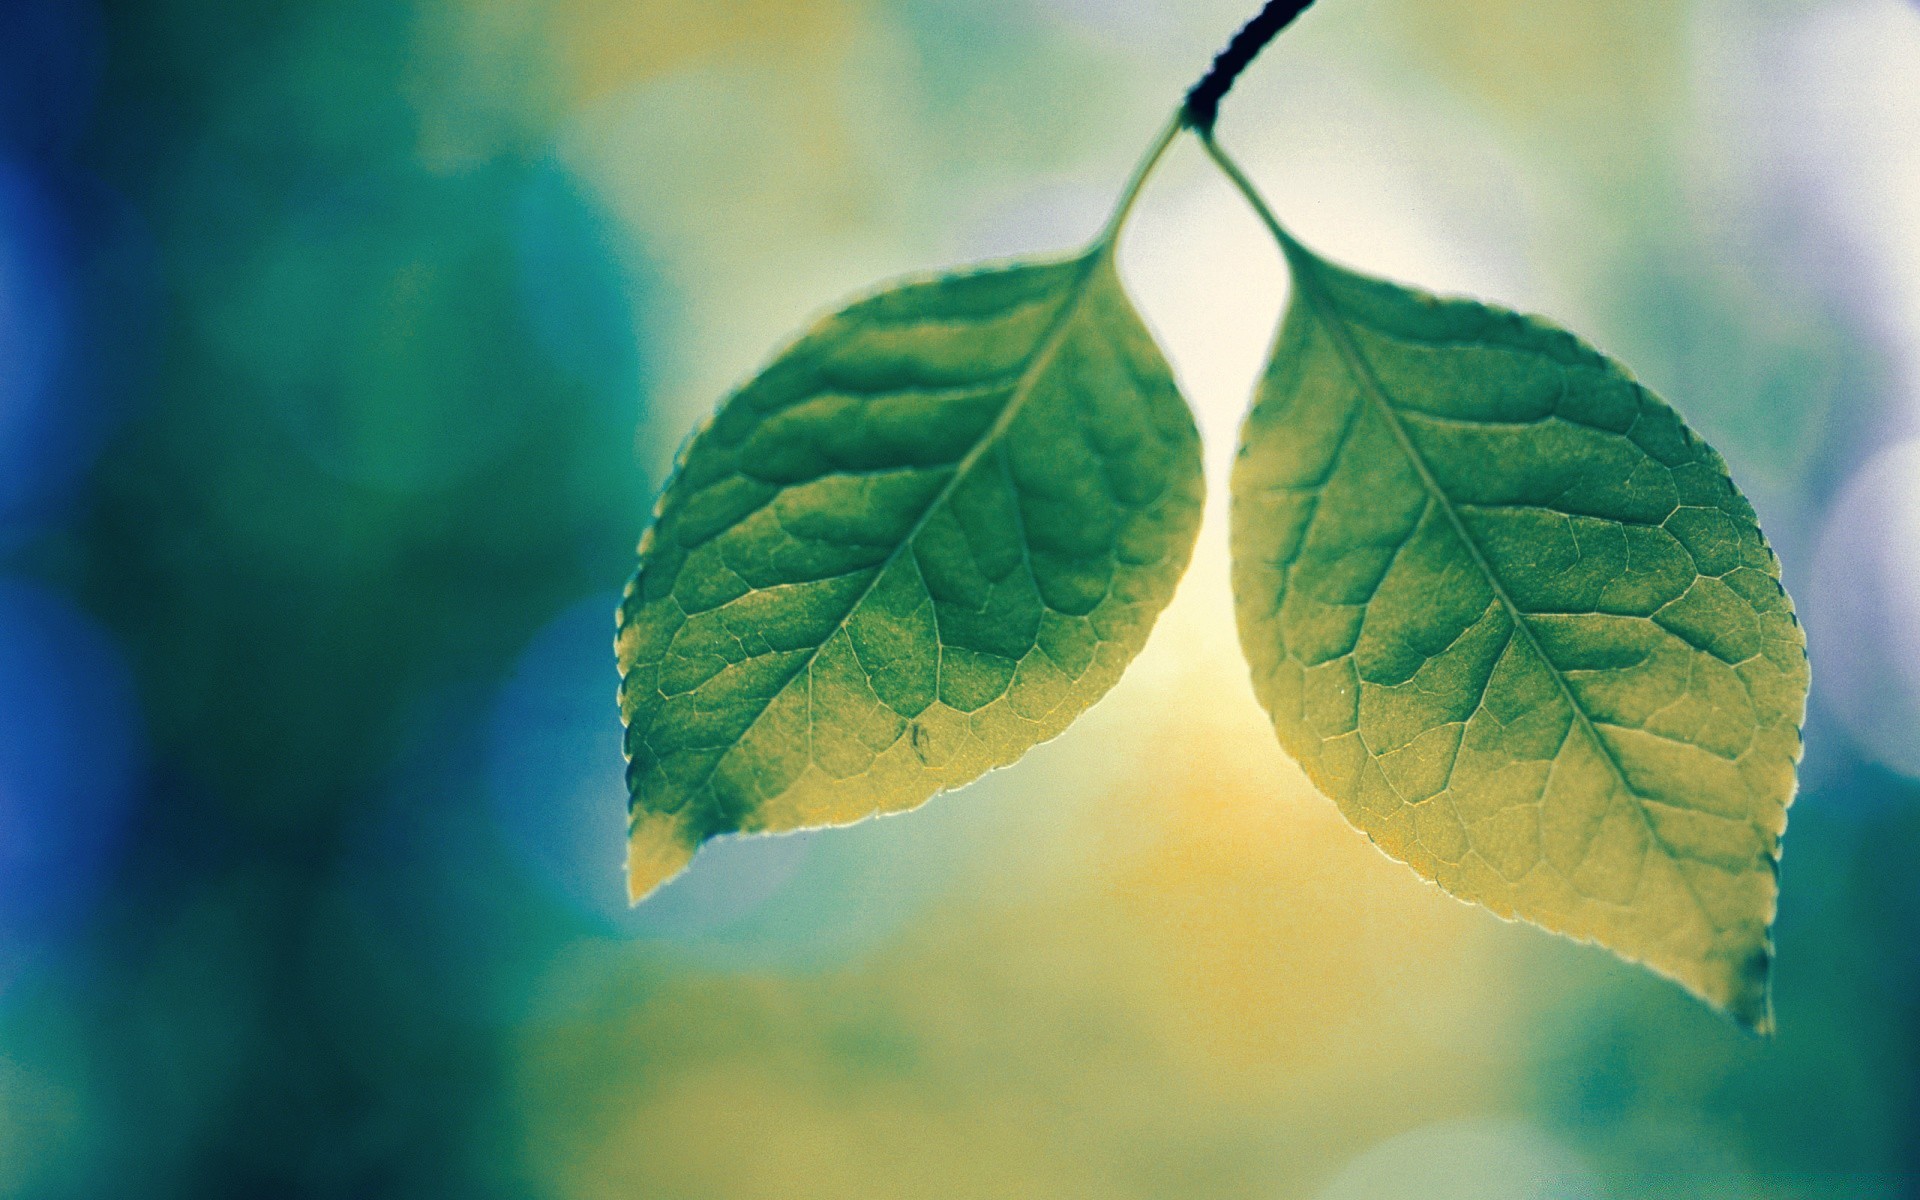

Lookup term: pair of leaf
[617,123,1807,1031]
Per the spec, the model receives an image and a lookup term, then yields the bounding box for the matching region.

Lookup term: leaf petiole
[1094,113,1184,252]
[1101,1,1320,254]
[1193,130,1299,261]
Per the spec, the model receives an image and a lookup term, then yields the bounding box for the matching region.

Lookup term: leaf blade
[621,250,1203,900]
[1232,235,1808,1028]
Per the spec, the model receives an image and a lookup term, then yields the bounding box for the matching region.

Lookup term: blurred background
[2,0,1918,1195]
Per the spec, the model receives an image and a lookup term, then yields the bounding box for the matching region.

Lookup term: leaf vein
[672,254,1112,814]
[1286,243,1730,934]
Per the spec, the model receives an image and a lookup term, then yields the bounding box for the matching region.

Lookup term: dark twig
[1183,0,1317,133]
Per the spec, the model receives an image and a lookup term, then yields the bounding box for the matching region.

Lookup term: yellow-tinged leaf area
[1231,236,1810,1030]
[620,251,1203,899]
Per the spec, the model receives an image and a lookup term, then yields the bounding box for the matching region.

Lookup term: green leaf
[1230,233,1809,1029]
[619,249,1204,901]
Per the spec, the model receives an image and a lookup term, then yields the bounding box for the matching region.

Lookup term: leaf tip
[1723,943,1776,1038]
[627,812,698,905]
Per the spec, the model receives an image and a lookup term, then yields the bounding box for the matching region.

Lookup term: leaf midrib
[667,248,1114,820]
[1281,243,1726,934]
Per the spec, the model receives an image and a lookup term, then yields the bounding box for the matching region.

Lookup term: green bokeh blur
[3,1,1919,1197]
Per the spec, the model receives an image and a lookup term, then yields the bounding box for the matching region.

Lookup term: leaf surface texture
[1231,236,1808,1027]
[620,252,1203,900]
